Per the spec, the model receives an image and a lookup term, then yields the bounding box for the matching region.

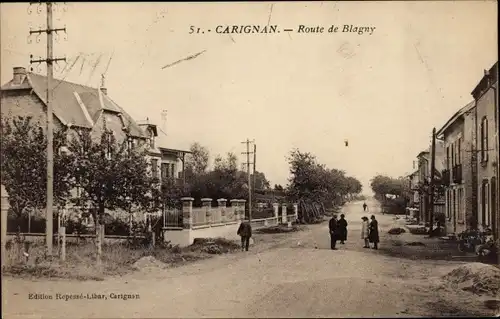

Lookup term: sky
[1,1,497,195]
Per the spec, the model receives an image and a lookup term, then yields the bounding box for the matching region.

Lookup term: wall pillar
[181,197,194,229]
[218,198,227,223]
[273,203,279,219]
[293,203,298,220]
[239,199,247,221]
[1,185,9,268]
[230,199,239,221]
[201,198,212,224]
[282,204,287,224]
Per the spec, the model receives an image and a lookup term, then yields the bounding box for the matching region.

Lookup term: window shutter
[481,120,485,161]
[485,119,488,162]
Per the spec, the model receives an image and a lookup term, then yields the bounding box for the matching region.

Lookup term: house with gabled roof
[415,141,446,225]
[1,66,191,215]
[1,66,147,143]
[436,100,476,235]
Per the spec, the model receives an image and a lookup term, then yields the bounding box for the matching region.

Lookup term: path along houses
[408,61,499,241]
[0,66,190,215]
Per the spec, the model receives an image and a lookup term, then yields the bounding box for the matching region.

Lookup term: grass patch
[2,237,241,281]
[255,224,306,234]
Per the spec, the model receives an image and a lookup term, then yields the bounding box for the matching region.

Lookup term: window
[149,130,155,149]
[481,180,490,226]
[151,159,158,179]
[457,138,462,165]
[170,163,175,178]
[161,163,168,180]
[105,131,114,160]
[453,189,457,222]
[446,146,450,170]
[446,190,451,219]
[457,188,462,222]
[491,177,497,234]
[480,117,488,162]
[451,144,455,167]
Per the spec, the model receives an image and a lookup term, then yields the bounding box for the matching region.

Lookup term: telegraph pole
[241,139,254,221]
[28,2,66,256]
[428,127,436,237]
[253,143,257,197]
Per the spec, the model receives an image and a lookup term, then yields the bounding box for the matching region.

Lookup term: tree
[253,171,270,190]
[69,130,158,223]
[286,148,362,222]
[184,142,209,178]
[370,175,405,199]
[274,184,284,191]
[0,116,75,229]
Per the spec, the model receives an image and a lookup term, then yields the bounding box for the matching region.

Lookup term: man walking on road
[237,220,252,251]
[363,202,368,212]
[329,215,339,250]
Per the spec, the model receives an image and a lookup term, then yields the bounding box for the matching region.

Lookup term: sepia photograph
[1,1,499,318]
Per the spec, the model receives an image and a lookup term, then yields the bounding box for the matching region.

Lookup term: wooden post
[61,226,66,262]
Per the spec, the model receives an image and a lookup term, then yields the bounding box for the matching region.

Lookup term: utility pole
[28,2,66,257]
[241,139,254,222]
[428,127,436,237]
[253,143,257,198]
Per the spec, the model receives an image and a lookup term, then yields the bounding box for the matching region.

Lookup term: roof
[436,101,475,137]
[471,61,498,99]
[417,148,430,159]
[1,71,146,138]
[155,127,190,153]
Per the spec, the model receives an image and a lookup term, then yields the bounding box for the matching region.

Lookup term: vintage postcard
[1,1,499,318]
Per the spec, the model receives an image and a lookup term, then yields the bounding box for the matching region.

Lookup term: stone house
[416,140,446,224]
[436,100,476,235]
[1,66,190,218]
[471,61,498,237]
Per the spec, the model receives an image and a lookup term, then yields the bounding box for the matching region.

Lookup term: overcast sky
[1,1,497,194]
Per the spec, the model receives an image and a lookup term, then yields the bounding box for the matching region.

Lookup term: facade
[1,66,190,212]
[436,101,476,235]
[415,140,446,225]
[406,170,420,209]
[471,61,498,237]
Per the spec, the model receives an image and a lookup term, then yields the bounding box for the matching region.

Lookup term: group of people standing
[328,211,379,250]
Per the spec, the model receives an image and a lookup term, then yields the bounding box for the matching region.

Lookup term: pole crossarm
[30,27,66,35]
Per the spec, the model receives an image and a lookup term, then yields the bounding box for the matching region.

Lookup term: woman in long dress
[361,216,370,248]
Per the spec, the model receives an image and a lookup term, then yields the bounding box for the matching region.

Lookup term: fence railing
[191,207,239,227]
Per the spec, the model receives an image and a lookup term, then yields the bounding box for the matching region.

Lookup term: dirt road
[2,199,493,318]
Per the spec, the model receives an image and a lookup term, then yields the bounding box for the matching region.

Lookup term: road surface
[1,199,490,318]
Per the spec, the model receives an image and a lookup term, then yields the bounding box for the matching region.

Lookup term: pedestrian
[237,220,252,251]
[338,214,348,244]
[368,215,379,250]
[361,216,370,248]
[363,202,367,212]
[329,214,338,250]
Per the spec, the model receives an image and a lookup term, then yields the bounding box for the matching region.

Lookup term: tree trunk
[96,202,105,266]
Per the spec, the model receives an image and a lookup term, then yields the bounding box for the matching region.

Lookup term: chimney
[100,74,107,95]
[13,67,27,85]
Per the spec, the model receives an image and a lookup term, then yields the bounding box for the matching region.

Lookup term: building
[471,61,498,237]
[137,119,191,188]
[415,140,446,224]
[407,170,420,208]
[1,66,190,211]
[436,101,476,235]
[1,67,148,147]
